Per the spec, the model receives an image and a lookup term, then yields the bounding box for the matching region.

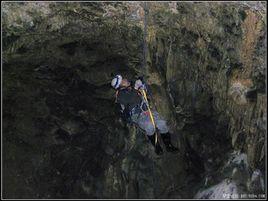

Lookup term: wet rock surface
[2,2,266,199]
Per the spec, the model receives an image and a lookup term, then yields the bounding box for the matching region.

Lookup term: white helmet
[111,75,122,89]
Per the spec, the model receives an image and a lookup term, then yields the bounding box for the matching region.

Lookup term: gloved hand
[134,79,146,90]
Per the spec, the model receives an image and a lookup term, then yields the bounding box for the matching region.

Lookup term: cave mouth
[3,10,144,197]
[3,25,230,199]
[2,2,266,199]
[3,23,143,197]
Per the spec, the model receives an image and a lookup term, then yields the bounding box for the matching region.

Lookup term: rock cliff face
[144,2,266,198]
[2,2,266,199]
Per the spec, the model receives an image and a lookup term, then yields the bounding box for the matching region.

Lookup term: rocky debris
[247,169,265,194]
[195,150,266,199]
[195,179,241,199]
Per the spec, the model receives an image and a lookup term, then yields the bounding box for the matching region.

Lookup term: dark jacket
[115,80,148,122]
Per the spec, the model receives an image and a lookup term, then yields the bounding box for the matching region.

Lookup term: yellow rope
[140,89,158,145]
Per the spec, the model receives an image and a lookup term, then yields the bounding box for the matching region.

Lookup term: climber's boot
[148,133,163,155]
[161,132,179,152]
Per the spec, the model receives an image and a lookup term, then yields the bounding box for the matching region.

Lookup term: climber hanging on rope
[111,74,179,155]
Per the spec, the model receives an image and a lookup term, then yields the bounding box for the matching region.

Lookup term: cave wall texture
[2,2,267,199]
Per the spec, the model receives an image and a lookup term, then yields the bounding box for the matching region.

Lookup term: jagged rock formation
[144,2,266,199]
[2,2,266,199]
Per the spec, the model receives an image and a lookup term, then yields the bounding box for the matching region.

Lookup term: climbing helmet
[111,74,122,89]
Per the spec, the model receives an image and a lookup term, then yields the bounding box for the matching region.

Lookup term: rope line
[142,2,148,71]
[142,2,158,198]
